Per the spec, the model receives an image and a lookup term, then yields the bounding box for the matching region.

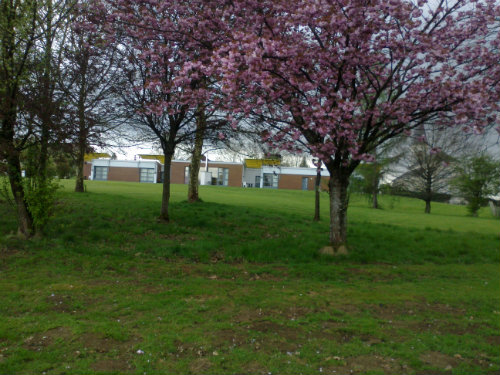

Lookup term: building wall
[83,162,91,179]
[83,158,332,189]
[278,174,330,191]
[171,161,243,187]
[108,167,140,182]
[224,163,243,187]
[242,168,261,187]
[278,174,313,190]
[87,159,160,183]
[170,161,189,184]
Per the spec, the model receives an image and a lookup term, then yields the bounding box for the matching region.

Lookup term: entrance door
[302,177,308,190]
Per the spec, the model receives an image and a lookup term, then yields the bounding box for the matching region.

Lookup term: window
[184,166,190,184]
[263,173,279,188]
[94,166,108,181]
[255,176,261,188]
[208,167,229,186]
[140,168,155,183]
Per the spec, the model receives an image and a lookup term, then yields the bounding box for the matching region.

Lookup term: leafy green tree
[0,0,40,237]
[354,140,402,209]
[451,155,500,217]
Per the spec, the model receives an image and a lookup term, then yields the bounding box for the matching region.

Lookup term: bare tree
[393,125,481,214]
[60,3,124,192]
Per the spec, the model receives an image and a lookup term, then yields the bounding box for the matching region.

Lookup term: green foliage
[451,155,500,216]
[20,144,59,233]
[23,178,59,233]
[53,152,76,179]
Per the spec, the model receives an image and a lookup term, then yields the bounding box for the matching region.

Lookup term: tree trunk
[38,119,50,185]
[424,178,432,214]
[188,107,206,203]
[0,0,35,237]
[6,149,34,237]
[160,151,174,222]
[372,183,379,209]
[75,66,88,193]
[38,0,53,187]
[328,170,350,249]
[424,199,431,214]
[313,168,321,221]
[74,138,86,192]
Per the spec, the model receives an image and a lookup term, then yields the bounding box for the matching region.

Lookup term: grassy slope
[0,180,498,374]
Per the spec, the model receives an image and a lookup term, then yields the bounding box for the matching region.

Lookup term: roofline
[172,159,243,166]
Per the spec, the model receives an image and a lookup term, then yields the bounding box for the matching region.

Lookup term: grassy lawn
[0,180,498,374]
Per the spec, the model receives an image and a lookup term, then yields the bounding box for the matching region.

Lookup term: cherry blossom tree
[213,0,500,250]
[90,0,227,220]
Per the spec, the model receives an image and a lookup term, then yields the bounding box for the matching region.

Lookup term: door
[302,177,308,190]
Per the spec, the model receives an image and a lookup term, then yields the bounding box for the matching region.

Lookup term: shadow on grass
[1,191,498,267]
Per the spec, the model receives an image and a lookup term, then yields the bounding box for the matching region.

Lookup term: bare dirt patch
[366,300,466,321]
[486,335,500,346]
[248,320,301,341]
[336,304,363,315]
[46,294,74,312]
[242,360,269,374]
[23,326,73,351]
[141,283,167,294]
[212,328,247,348]
[308,325,381,345]
[420,351,460,370]
[412,321,484,335]
[189,358,212,373]
[325,355,405,374]
[233,307,265,323]
[91,358,134,373]
[172,339,215,358]
[78,332,140,354]
[232,305,312,324]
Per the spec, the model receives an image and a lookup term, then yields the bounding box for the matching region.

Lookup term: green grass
[0,180,498,374]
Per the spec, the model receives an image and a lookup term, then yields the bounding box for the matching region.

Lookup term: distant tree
[279,152,308,167]
[61,2,124,193]
[53,149,77,179]
[355,139,403,209]
[451,155,500,217]
[394,125,479,214]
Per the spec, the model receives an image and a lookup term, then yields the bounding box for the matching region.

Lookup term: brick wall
[108,167,140,182]
[83,162,91,179]
[278,174,330,191]
[170,161,189,184]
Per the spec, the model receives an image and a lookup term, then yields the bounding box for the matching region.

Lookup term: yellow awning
[244,159,281,168]
[84,153,110,161]
[138,154,165,164]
